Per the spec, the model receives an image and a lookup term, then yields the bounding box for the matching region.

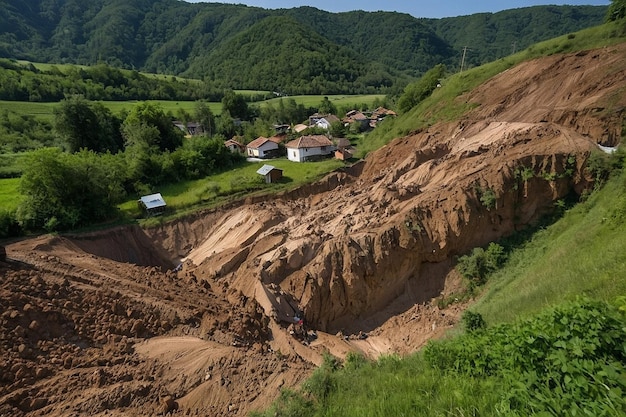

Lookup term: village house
[246,136,280,159]
[285,135,334,162]
[268,134,287,145]
[308,113,340,130]
[293,123,308,133]
[369,106,397,128]
[173,121,204,137]
[334,137,354,161]
[343,110,370,131]
[224,138,245,153]
[273,124,290,134]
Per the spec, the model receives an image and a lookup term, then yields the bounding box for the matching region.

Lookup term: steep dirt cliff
[156,45,624,334]
[2,44,625,416]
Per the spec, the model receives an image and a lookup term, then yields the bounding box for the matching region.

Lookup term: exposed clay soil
[1,44,625,416]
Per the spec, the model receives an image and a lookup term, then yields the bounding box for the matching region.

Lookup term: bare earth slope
[2,44,625,416]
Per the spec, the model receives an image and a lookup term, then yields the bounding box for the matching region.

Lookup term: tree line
[0,60,231,102]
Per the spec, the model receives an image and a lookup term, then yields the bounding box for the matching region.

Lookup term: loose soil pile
[2,44,625,416]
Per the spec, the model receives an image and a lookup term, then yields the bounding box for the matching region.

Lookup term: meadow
[0,94,385,123]
[118,157,345,223]
[0,178,21,211]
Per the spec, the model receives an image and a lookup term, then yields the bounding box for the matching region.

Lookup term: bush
[461,310,486,332]
[0,209,22,238]
[456,242,506,286]
[424,299,626,416]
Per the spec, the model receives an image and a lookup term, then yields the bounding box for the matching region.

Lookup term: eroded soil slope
[2,44,625,416]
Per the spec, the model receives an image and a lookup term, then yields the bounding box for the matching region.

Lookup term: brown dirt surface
[2,43,625,416]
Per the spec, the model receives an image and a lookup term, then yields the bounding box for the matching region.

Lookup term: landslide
[159,45,625,334]
[1,43,625,417]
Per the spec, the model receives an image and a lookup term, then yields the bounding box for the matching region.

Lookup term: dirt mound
[2,44,625,416]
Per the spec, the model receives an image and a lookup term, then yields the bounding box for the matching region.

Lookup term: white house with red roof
[285,135,334,162]
[246,136,279,159]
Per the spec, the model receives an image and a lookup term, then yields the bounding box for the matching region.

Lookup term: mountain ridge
[0,0,607,93]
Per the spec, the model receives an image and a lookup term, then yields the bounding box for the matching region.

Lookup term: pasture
[0,94,386,122]
[120,157,345,222]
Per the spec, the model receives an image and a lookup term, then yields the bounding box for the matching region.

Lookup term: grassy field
[262,94,385,110]
[0,94,385,122]
[0,178,22,211]
[118,157,346,222]
[0,99,222,120]
[0,101,59,122]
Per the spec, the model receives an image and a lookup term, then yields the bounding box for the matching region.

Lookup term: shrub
[0,209,22,238]
[461,310,486,332]
[456,242,506,286]
[424,299,626,416]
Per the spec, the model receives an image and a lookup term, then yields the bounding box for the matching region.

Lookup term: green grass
[118,158,345,223]
[472,170,626,325]
[261,94,386,109]
[0,178,22,211]
[0,94,384,123]
[0,101,59,121]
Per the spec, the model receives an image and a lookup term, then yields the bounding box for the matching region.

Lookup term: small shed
[256,164,283,184]
[138,193,167,216]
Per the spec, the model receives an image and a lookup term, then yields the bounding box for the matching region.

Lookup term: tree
[54,96,123,153]
[122,102,183,152]
[318,96,337,115]
[606,0,626,21]
[195,101,215,137]
[17,148,124,232]
[221,90,249,120]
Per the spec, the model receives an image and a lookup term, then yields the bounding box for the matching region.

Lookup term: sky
[185,0,611,19]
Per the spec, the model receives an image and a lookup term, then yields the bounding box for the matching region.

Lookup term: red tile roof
[247,136,270,149]
[286,135,333,149]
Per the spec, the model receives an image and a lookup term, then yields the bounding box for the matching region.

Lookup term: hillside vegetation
[0,1,606,94]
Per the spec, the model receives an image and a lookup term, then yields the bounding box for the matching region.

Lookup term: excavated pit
[63,225,178,270]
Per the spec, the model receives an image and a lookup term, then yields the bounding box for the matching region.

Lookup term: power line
[460,46,471,72]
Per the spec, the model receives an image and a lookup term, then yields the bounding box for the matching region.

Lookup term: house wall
[248,142,279,158]
[288,146,332,162]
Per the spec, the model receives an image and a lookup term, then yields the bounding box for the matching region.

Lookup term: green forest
[0,0,607,94]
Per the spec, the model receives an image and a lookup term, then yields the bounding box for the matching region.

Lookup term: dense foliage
[424,299,626,416]
[0,109,56,154]
[54,96,124,153]
[17,148,125,231]
[0,1,607,94]
[397,64,446,114]
[607,0,626,21]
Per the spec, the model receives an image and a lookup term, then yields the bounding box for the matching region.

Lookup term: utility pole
[511,41,517,55]
[460,46,467,72]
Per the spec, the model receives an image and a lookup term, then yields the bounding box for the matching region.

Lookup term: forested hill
[0,0,607,94]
